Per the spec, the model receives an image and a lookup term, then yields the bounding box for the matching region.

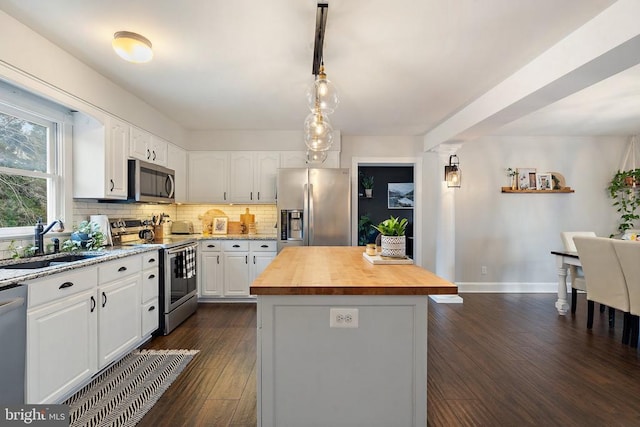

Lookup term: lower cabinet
[25,251,156,404]
[199,239,276,299]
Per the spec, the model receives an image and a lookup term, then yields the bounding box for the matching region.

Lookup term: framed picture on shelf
[212,217,228,234]
[517,168,537,190]
[537,173,553,190]
[388,183,414,209]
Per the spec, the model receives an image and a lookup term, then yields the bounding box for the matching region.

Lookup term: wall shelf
[501,187,574,193]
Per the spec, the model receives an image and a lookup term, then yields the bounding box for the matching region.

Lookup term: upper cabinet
[188,151,279,204]
[129,127,167,166]
[167,143,188,203]
[73,113,128,200]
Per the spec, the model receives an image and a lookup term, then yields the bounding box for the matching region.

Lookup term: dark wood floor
[138,294,640,427]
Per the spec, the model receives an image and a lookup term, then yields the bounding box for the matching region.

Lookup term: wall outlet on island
[330,308,359,328]
[481,266,488,275]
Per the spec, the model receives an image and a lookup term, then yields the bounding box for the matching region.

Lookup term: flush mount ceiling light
[112,31,153,63]
[304,2,338,162]
[445,155,461,188]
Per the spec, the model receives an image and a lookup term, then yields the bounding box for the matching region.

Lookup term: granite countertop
[0,246,158,289]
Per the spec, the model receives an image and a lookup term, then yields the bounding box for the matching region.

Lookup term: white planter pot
[380,235,406,258]
[364,189,373,198]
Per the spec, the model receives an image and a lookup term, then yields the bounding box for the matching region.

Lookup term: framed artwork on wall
[388,183,414,209]
[517,168,537,190]
[537,173,553,190]
[212,217,228,234]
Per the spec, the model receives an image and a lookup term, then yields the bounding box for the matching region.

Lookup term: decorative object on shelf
[537,173,553,190]
[112,31,153,63]
[500,187,574,193]
[516,167,536,190]
[303,2,338,161]
[388,183,414,209]
[373,216,408,258]
[608,135,640,236]
[212,217,229,235]
[506,168,518,190]
[359,172,374,198]
[62,220,106,251]
[444,155,461,188]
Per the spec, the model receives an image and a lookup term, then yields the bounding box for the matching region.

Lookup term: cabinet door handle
[224,191,227,200]
[102,292,107,308]
[148,258,156,263]
[148,306,156,312]
[260,244,268,248]
[90,296,96,313]
[233,244,240,248]
[245,255,248,264]
[118,266,127,272]
[148,274,156,279]
[59,281,74,289]
[152,150,156,161]
[110,179,115,191]
[253,255,256,264]
[217,255,220,264]
[207,244,216,248]
[250,192,253,200]
[147,149,151,159]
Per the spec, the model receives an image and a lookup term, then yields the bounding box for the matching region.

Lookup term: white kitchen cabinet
[97,257,142,369]
[254,152,280,202]
[73,113,129,200]
[130,127,168,166]
[188,151,229,202]
[200,241,224,298]
[229,152,254,202]
[26,268,98,404]
[141,251,160,337]
[224,252,250,297]
[167,143,188,203]
[250,241,277,284]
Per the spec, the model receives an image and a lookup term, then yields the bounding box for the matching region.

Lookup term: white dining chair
[560,231,596,314]
[611,240,640,347]
[573,236,632,343]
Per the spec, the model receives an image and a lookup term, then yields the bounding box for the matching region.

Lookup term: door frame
[351,157,422,266]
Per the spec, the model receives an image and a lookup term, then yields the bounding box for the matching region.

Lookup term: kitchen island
[250,246,457,427]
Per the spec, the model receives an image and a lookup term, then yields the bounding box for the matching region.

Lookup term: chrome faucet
[34,218,64,255]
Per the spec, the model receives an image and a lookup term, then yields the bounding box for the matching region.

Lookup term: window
[0,82,69,237]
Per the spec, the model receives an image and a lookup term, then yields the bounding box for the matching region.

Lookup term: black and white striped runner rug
[64,349,199,427]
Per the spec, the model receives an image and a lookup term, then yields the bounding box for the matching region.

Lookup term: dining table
[551,249,581,315]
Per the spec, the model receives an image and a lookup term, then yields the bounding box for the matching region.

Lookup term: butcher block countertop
[250,246,457,296]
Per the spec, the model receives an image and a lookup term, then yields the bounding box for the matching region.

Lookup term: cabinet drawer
[142,251,160,269]
[201,241,222,252]
[28,267,98,308]
[142,298,159,337]
[223,240,249,251]
[98,256,141,284]
[250,240,277,252]
[142,267,159,302]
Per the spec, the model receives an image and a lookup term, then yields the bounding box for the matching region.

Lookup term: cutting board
[240,208,255,234]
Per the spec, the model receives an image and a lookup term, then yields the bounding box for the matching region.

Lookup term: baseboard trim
[457,282,559,293]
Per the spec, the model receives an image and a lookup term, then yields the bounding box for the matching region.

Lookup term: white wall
[0,10,185,146]
[340,135,422,168]
[454,135,625,291]
[188,130,341,152]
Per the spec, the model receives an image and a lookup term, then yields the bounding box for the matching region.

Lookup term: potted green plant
[62,220,106,252]
[607,169,640,236]
[372,216,408,257]
[506,168,518,190]
[360,172,374,198]
[358,214,378,246]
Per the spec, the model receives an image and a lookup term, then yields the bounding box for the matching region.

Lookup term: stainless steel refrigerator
[277,168,351,252]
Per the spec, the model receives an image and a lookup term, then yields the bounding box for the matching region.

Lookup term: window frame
[0,81,71,238]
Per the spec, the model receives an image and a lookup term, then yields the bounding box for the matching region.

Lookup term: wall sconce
[444,155,461,188]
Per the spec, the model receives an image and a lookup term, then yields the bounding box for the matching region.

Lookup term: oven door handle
[166,243,198,255]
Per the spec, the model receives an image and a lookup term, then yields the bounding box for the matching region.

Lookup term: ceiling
[3,0,637,139]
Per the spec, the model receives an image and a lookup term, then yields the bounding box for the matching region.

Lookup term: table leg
[555,258,569,315]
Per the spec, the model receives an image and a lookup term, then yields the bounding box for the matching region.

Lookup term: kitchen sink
[1,253,105,270]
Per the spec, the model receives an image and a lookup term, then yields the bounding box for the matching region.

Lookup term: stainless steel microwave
[128,159,175,203]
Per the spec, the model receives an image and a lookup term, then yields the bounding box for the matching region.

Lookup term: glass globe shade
[306,76,339,114]
[306,150,328,164]
[304,112,333,151]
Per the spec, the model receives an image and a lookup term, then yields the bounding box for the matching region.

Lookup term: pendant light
[306,65,339,114]
[112,31,153,63]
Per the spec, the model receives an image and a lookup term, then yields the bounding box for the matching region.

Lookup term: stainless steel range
[110,218,198,335]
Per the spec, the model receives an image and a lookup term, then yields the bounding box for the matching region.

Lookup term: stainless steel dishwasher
[0,284,27,404]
